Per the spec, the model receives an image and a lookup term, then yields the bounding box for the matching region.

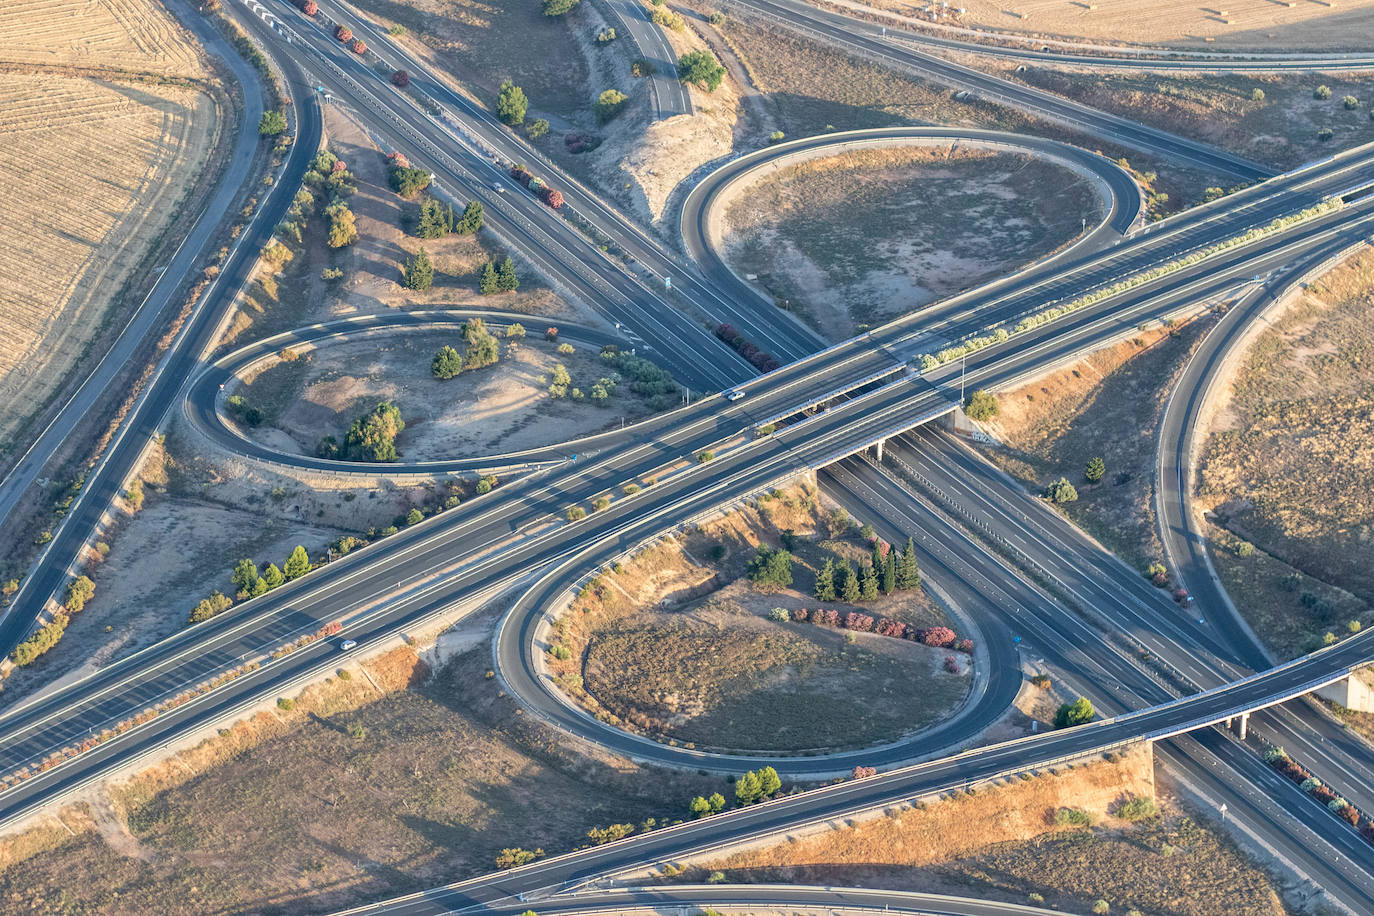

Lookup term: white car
[494,182,506,193]
[340,639,357,651]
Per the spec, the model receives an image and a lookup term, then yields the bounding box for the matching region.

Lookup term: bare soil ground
[0,73,218,448]
[1199,249,1374,652]
[722,146,1098,340]
[712,15,1219,207]
[221,105,583,351]
[1008,67,1374,170]
[977,317,1214,573]
[864,0,1374,50]
[0,644,725,914]
[549,480,968,753]
[678,744,1288,915]
[238,331,656,461]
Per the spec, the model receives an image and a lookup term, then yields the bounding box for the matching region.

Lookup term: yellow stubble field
[0,0,220,445]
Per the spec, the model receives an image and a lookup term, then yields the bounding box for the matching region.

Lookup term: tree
[841,561,861,602]
[351,39,367,54]
[189,591,232,624]
[389,166,432,197]
[455,200,484,234]
[258,109,286,137]
[497,79,528,125]
[543,188,564,210]
[432,345,463,379]
[344,402,405,461]
[542,0,579,14]
[325,202,358,247]
[527,118,549,139]
[859,561,879,601]
[1315,84,1333,100]
[496,256,519,291]
[964,388,999,421]
[415,197,454,238]
[64,575,95,613]
[735,770,762,805]
[677,49,725,92]
[595,88,629,124]
[335,24,352,41]
[814,557,836,601]
[463,318,500,369]
[1045,477,1078,504]
[897,536,920,590]
[882,548,897,594]
[479,261,499,294]
[1085,456,1105,484]
[495,847,543,869]
[261,563,285,589]
[284,545,311,580]
[749,547,793,592]
[391,69,410,87]
[403,247,434,291]
[548,363,572,397]
[1054,696,1095,729]
[231,558,259,595]
[758,765,782,797]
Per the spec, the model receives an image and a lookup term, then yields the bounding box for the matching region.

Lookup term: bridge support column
[874,438,885,463]
[1237,712,1248,740]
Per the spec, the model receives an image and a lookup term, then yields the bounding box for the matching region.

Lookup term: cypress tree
[496,256,519,292]
[859,561,878,600]
[479,261,499,294]
[840,558,860,602]
[882,548,897,594]
[897,536,920,590]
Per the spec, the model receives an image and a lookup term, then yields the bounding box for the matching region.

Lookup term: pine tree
[283,545,311,580]
[735,771,762,805]
[882,548,897,595]
[1085,456,1106,484]
[456,200,484,234]
[897,536,920,590]
[757,766,781,797]
[479,261,499,294]
[859,561,878,601]
[813,557,836,601]
[496,256,519,292]
[261,563,285,589]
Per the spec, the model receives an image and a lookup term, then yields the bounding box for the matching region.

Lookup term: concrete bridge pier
[873,439,885,462]
[1316,672,1374,713]
[1237,712,1248,740]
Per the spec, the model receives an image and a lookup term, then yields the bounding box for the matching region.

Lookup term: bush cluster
[715,323,781,372]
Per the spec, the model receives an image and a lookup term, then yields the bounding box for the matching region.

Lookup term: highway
[5,0,1374,910]
[602,0,692,118]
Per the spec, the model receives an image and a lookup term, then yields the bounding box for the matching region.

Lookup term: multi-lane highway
[6,0,1374,911]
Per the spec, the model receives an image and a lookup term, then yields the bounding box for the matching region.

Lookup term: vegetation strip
[917,198,1344,371]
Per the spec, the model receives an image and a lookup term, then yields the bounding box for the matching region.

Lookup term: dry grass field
[0,644,723,914]
[865,0,1374,50]
[722,146,1097,340]
[682,743,1286,915]
[977,318,1214,572]
[1010,68,1374,170]
[0,0,218,450]
[1199,249,1374,647]
[549,480,967,753]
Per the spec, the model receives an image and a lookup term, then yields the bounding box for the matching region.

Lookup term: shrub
[325,202,358,247]
[527,118,549,139]
[964,388,999,421]
[64,575,95,613]
[277,697,295,711]
[1315,84,1333,99]
[592,496,610,512]
[566,506,587,521]
[1318,127,1334,142]
[189,591,233,624]
[943,655,960,674]
[595,88,629,124]
[920,626,956,647]
[494,847,544,869]
[697,450,716,463]
[767,607,789,622]
[1114,795,1159,822]
[1251,87,1265,101]
[1343,95,1360,109]
[1093,901,1110,915]
[1055,807,1092,826]
[542,0,578,14]
[851,765,877,779]
[548,644,572,661]
[432,345,463,379]
[476,475,497,495]
[258,109,286,137]
[748,547,793,591]
[767,130,785,144]
[596,26,617,43]
[1030,673,1052,689]
[709,10,727,24]
[652,7,686,30]
[301,0,317,12]
[677,49,725,91]
[1085,456,1105,483]
[1054,696,1095,728]
[406,508,424,526]
[631,58,655,78]
[391,69,410,87]
[1301,776,1323,792]
[1044,477,1078,504]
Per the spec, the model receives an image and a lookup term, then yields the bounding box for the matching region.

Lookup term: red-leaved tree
[352,39,367,54]
[544,188,564,209]
[301,0,317,13]
[335,25,353,42]
[392,69,411,87]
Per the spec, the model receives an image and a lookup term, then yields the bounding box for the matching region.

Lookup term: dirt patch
[721,145,1098,341]
[0,74,218,447]
[549,480,968,753]
[0,646,723,915]
[238,331,657,461]
[1199,249,1374,649]
[1009,67,1374,171]
[976,316,1214,572]
[862,0,1374,51]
